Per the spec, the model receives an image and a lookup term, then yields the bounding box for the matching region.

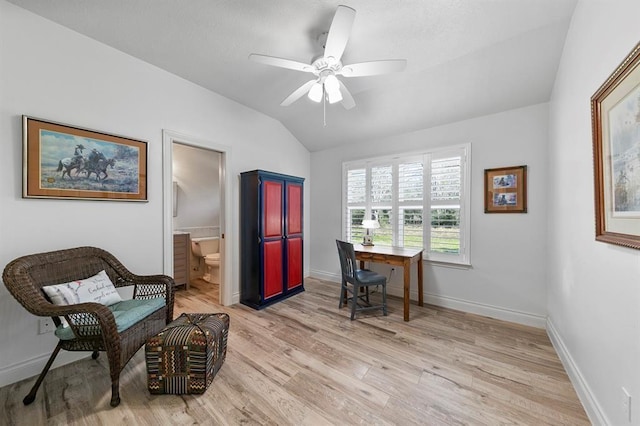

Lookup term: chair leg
[23,341,62,405]
[350,284,358,320]
[110,379,120,407]
[338,280,346,308]
[105,347,122,407]
[382,285,388,316]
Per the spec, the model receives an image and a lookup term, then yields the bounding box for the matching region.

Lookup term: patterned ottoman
[145,313,229,394]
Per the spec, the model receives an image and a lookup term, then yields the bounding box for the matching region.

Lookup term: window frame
[342,143,471,266]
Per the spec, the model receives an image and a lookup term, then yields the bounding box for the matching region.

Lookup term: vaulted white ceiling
[8,0,577,152]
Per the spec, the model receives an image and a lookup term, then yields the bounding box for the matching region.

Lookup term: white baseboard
[309,270,546,328]
[420,291,547,328]
[0,351,89,388]
[309,269,340,283]
[546,318,607,426]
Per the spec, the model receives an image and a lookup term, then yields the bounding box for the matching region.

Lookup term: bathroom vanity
[173,232,191,289]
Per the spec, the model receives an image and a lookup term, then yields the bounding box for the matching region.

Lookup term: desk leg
[403,258,411,321]
[417,253,424,307]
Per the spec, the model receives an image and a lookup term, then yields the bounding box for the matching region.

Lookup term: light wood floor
[186,277,220,304]
[0,277,589,425]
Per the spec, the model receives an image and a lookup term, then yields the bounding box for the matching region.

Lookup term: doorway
[162,130,232,306]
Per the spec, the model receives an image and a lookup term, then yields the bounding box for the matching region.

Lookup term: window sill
[423,258,472,270]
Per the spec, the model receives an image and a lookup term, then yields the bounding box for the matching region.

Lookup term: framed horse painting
[22,116,148,201]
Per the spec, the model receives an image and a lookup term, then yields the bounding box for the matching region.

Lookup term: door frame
[162,129,233,306]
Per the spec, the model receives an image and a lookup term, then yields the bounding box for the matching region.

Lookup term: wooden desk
[354,244,424,322]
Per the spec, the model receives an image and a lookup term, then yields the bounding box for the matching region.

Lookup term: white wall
[0,1,310,387]
[310,103,549,327]
[172,143,220,230]
[547,1,640,424]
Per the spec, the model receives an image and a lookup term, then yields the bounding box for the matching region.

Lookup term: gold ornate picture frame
[592,42,640,249]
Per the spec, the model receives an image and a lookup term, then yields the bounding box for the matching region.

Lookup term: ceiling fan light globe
[324,75,343,103]
[324,74,340,91]
[327,87,343,104]
[308,82,323,102]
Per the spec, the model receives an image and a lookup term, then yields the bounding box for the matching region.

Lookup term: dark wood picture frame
[23,116,148,201]
[592,42,640,249]
[484,165,527,213]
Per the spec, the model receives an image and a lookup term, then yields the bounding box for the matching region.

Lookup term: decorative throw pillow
[43,270,123,327]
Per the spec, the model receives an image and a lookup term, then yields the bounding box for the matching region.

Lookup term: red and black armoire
[240,170,304,309]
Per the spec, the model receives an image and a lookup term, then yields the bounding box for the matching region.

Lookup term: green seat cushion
[55,298,166,340]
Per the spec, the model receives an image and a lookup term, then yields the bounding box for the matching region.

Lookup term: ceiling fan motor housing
[312,57,342,78]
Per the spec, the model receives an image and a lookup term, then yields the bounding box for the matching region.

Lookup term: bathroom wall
[172,143,221,232]
[172,143,222,280]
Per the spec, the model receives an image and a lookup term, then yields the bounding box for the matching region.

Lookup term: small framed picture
[484,165,527,213]
[23,116,148,201]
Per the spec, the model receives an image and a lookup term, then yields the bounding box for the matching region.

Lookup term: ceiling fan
[249,5,407,110]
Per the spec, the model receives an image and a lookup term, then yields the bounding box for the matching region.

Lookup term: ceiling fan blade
[338,80,356,110]
[280,79,318,106]
[249,54,314,73]
[339,60,407,77]
[324,5,356,61]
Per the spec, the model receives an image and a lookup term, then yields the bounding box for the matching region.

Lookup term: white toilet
[204,253,220,284]
[191,237,220,284]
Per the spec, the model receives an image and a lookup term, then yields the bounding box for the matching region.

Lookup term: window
[342,144,470,265]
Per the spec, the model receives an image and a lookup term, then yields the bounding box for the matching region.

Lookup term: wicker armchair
[2,246,174,407]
